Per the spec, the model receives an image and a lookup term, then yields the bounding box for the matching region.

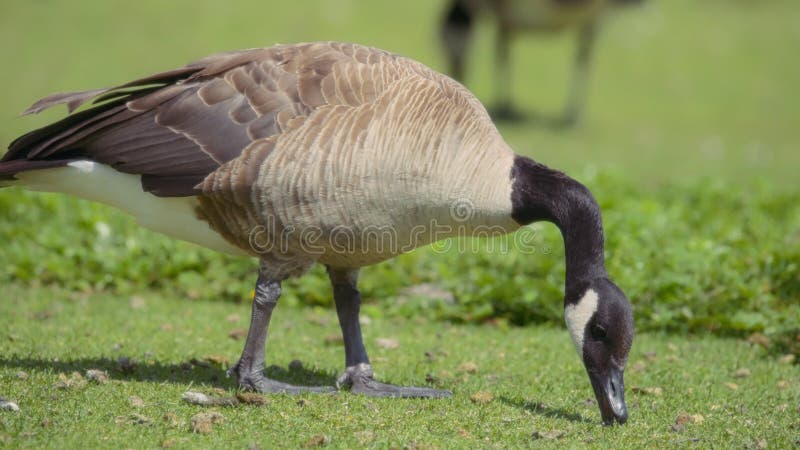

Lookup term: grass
[1,0,799,447]
[1,285,798,448]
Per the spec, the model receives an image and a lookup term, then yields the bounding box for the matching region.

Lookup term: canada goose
[441,0,643,124]
[1,41,634,424]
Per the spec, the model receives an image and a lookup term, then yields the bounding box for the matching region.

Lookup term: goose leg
[490,25,524,121]
[441,0,474,83]
[328,267,451,398]
[228,270,334,393]
[561,21,597,127]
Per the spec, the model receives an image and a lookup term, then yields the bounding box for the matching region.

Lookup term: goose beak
[589,365,628,425]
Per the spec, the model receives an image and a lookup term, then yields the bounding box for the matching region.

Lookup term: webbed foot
[336,363,451,398]
[228,360,335,394]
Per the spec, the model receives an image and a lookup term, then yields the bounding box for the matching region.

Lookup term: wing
[3,42,402,196]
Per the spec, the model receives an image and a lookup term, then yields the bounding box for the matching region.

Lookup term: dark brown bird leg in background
[561,21,598,127]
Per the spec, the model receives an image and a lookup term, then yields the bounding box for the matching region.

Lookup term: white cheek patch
[565,289,599,357]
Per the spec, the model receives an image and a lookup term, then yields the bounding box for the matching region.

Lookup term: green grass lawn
[1,0,799,448]
[1,285,797,448]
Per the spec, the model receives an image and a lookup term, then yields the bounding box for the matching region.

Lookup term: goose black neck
[510,156,607,300]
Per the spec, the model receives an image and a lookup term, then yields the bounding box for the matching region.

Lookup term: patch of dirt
[671,413,703,432]
[228,328,248,340]
[85,369,109,384]
[424,350,441,362]
[226,313,241,323]
[376,338,399,349]
[237,393,270,406]
[458,362,478,374]
[190,412,224,434]
[324,334,343,345]
[632,386,663,396]
[116,413,153,426]
[32,309,54,321]
[163,412,183,428]
[305,313,330,327]
[204,355,230,366]
[207,387,227,396]
[54,372,86,389]
[470,391,494,404]
[303,434,330,447]
[630,360,647,373]
[531,430,566,440]
[747,333,770,348]
[734,368,751,378]
[129,396,145,408]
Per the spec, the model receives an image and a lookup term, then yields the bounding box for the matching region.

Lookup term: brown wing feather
[3,42,403,197]
[3,48,290,195]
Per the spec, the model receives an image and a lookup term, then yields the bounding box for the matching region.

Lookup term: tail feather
[21,88,109,116]
[0,159,75,182]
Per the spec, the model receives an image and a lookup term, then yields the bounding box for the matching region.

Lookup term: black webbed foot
[228,360,335,394]
[336,363,451,398]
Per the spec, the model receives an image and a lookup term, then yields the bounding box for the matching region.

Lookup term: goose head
[565,278,634,425]
[510,155,634,425]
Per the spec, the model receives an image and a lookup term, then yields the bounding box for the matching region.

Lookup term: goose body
[1,41,634,424]
[4,43,518,273]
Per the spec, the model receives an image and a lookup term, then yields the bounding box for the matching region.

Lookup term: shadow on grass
[499,396,592,423]
[0,356,338,388]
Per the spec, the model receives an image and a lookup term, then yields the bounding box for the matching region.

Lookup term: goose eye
[591,324,607,341]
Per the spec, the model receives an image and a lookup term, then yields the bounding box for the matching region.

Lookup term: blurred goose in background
[1,41,633,424]
[441,0,644,125]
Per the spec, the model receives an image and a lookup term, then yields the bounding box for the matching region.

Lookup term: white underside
[10,160,248,256]
[565,288,599,356]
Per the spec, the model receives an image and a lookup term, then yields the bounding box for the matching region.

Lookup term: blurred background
[3,0,798,182]
[1,0,798,352]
